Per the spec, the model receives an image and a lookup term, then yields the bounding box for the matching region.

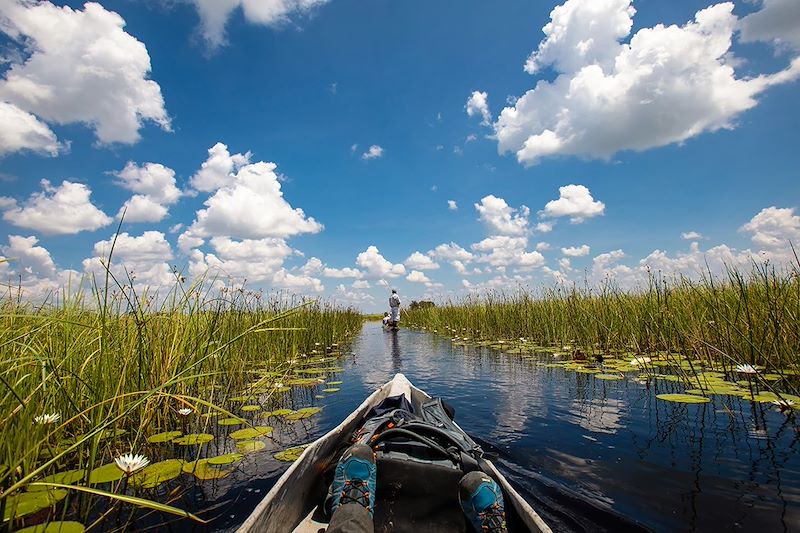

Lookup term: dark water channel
[210,324,799,533]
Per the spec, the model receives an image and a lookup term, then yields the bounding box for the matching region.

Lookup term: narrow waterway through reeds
[215,323,799,533]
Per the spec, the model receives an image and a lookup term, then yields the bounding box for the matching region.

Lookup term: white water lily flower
[273,382,284,388]
[34,413,60,425]
[177,408,193,416]
[773,399,795,409]
[735,364,758,374]
[630,357,651,366]
[114,453,150,474]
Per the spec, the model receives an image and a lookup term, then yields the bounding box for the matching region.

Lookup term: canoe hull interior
[237,373,551,533]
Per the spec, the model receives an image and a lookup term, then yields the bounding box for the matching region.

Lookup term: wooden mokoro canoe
[238,373,551,533]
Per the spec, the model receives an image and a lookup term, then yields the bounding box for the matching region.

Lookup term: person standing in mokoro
[389,289,401,328]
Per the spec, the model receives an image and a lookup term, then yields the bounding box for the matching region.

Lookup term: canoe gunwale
[237,374,413,532]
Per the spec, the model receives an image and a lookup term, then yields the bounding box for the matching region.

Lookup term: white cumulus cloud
[681,231,704,240]
[2,180,112,235]
[493,0,800,165]
[0,1,169,147]
[404,251,440,270]
[739,0,800,50]
[115,161,181,223]
[0,102,63,156]
[472,235,545,270]
[475,195,530,235]
[117,194,168,223]
[465,90,491,125]
[740,206,800,248]
[187,236,294,283]
[542,184,604,223]
[355,245,405,278]
[190,142,251,193]
[0,234,79,298]
[184,155,323,240]
[361,145,384,160]
[272,268,323,293]
[448,200,458,211]
[406,270,431,284]
[561,244,590,257]
[190,0,330,48]
[83,231,175,287]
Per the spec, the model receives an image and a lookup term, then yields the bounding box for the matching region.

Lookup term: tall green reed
[406,261,800,391]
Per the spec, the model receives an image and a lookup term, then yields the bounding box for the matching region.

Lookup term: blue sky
[0,0,798,311]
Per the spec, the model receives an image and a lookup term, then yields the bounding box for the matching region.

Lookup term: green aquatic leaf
[230,426,273,440]
[595,373,624,381]
[30,470,85,491]
[326,381,343,386]
[3,489,68,520]
[287,377,322,386]
[321,388,340,393]
[269,409,293,417]
[182,459,230,480]
[88,462,124,484]
[236,440,267,453]
[228,396,254,403]
[130,459,184,489]
[207,453,244,466]
[147,431,183,444]
[285,407,322,420]
[241,405,261,412]
[15,521,85,533]
[273,445,309,462]
[173,433,214,446]
[218,417,246,426]
[656,394,711,404]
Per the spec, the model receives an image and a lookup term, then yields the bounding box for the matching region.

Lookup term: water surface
[215,324,799,532]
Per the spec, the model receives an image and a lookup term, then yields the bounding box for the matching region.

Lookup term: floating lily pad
[269,409,293,417]
[285,407,322,421]
[241,405,261,412]
[130,459,184,489]
[273,445,308,462]
[30,469,85,491]
[574,368,600,374]
[321,388,340,393]
[3,490,68,520]
[218,417,246,426]
[287,377,322,386]
[182,459,231,480]
[656,394,712,404]
[88,462,124,484]
[595,374,624,381]
[236,440,267,453]
[228,396,254,403]
[147,431,183,444]
[173,433,214,446]
[207,453,244,466]
[16,521,85,533]
[230,426,273,439]
[326,381,343,386]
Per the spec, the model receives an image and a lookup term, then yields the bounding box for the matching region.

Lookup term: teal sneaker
[329,444,377,517]
[459,471,507,532]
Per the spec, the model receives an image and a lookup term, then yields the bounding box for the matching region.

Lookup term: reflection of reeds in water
[406,261,800,395]
[0,271,361,528]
